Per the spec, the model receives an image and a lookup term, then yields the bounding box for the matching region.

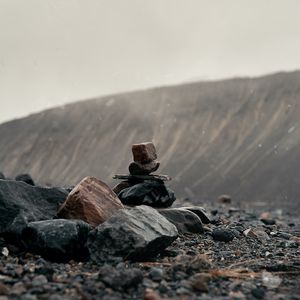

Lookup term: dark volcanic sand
[0,203,299,300]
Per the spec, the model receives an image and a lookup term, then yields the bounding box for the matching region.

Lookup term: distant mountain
[1,71,300,212]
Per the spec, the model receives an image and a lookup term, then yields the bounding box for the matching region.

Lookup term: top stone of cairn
[132,142,157,164]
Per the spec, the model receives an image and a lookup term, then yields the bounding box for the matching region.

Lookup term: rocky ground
[1,202,299,300]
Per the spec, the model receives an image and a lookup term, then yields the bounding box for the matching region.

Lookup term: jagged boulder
[118,180,175,208]
[158,208,204,234]
[0,180,68,242]
[57,177,124,227]
[22,219,91,262]
[88,205,178,262]
[15,173,35,186]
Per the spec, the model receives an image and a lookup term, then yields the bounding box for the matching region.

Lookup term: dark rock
[118,180,176,208]
[113,181,132,195]
[129,161,160,175]
[132,142,157,164]
[0,180,68,242]
[158,208,204,234]
[57,176,124,227]
[218,194,231,204]
[22,219,91,262]
[98,265,143,291]
[251,287,266,299]
[88,205,178,262]
[180,206,211,224]
[15,174,35,186]
[0,172,5,180]
[212,228,235,242]
[148,267,164,282]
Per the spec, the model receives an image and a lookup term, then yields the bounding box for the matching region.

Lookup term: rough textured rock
[212,228,235,242]
[0,180,68,241]
[88,205,178,262]
[158,208,204,234]
[15,173,35,186]
[132,142,157,164]
[118,180,176,208]
[113,181,132,195]
[22,219,91,262]
[57,176,124,227]
[180,206,211,224]
[128,161,160,175]
[98,265,143,291]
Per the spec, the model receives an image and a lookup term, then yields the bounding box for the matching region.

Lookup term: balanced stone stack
[113,142,176,208]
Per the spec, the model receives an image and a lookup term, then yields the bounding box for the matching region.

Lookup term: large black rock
[88,205,178,262]
[22,219,91,262]
[0,172,5,180]
[118,180,175,208]
[0,180,68,242]
[158,208,204,234]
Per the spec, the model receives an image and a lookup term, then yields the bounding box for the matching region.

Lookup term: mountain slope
[1,71,300,212]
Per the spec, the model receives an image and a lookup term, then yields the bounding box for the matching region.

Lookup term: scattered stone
[212,228,235,242]
[88,205,178,262]
[0,173,5,180]
[158,208,204,234]
[144,288,161,300]
[148,267,164,282]
[132,142,158,164]
[98,265,143,291]
[191,273,212,292]
[32,275,48,287]
[0,283,9,295]
[118,180,175,208]
[251,287,266,299]
[57,176,124,227]
[22,219,91,262]
[0,180,68,241]
[129,161,160,175]
[260,212,276,225]
[218,195,231,204]
[15,174,35,186]
[243,228,270,243]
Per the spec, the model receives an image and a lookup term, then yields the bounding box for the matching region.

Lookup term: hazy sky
[1,0,300,123]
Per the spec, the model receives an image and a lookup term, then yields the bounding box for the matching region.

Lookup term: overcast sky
[0,0,300,123]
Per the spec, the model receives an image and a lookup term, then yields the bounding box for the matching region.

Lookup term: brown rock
[129,161,160,175]
[191,273,213,292]
[144,288,161,300]
[57,176,124,227]
[0,283,9,295]
[132,142,157,164]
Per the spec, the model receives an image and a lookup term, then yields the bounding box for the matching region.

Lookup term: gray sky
[1,0,300,124]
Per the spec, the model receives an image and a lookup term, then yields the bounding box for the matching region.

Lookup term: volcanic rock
[88,205,178,262]
[15,174,35,186]
[158,208,204,234]
[57,176,124,227]
[212,228,235,242]
[132,142,157,164]
[98,265,143,291]
[0,180,68,241]
[22,219,91,262]
[129,161,160,175]
[118,180,176,208]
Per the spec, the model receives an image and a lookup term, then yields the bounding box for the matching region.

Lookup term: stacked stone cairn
[113,142,176,208]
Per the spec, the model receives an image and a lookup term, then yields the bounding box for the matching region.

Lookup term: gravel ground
[0,204,299,300]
